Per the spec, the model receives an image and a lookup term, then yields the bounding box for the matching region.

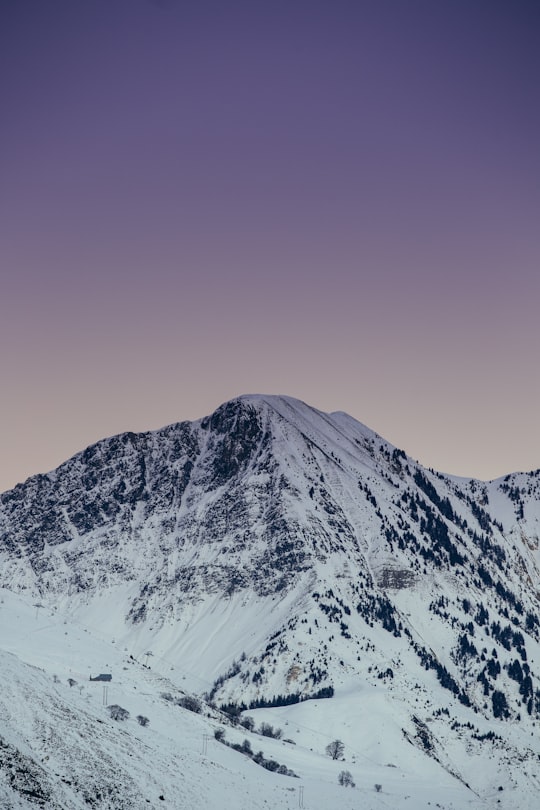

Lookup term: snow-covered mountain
[2,394,540,808]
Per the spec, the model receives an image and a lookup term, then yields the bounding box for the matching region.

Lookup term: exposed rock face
[1,394,540,722]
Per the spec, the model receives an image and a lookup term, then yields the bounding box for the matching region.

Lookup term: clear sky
[1,0,539,491]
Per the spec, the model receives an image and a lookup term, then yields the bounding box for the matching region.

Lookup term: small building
[89,673,112,682]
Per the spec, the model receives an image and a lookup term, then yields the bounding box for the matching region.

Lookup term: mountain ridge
[2,394,540,807]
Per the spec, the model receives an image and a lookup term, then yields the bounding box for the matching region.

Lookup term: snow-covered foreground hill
[2,394,540,807]
[0,590,506,810]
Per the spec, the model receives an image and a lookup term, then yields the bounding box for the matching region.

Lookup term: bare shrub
[107,704,129,721]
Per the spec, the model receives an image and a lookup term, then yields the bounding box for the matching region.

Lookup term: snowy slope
[2,394,540,807]
[0,590,512,810]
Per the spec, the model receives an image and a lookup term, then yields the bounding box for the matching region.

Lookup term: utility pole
[202,734,209,755]
[102,685,108,706]
[298,785,304,808]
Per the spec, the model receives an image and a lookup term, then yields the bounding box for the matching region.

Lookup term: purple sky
[1,0,540,490]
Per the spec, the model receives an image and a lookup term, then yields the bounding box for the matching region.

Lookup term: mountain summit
[1,394,540,806]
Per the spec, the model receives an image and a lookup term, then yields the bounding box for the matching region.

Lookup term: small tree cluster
[220,704,242,723]
[259,722,282,739]
[177,695,202,714]
[213,730,296,777]
[338,770,355,787]
[161,692,202,714]
[492,690,510,720]
[136,715,149,727]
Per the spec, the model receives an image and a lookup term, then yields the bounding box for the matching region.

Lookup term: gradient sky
[1,0,539,491]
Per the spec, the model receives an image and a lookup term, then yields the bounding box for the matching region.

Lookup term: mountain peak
[1,395,540,805]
